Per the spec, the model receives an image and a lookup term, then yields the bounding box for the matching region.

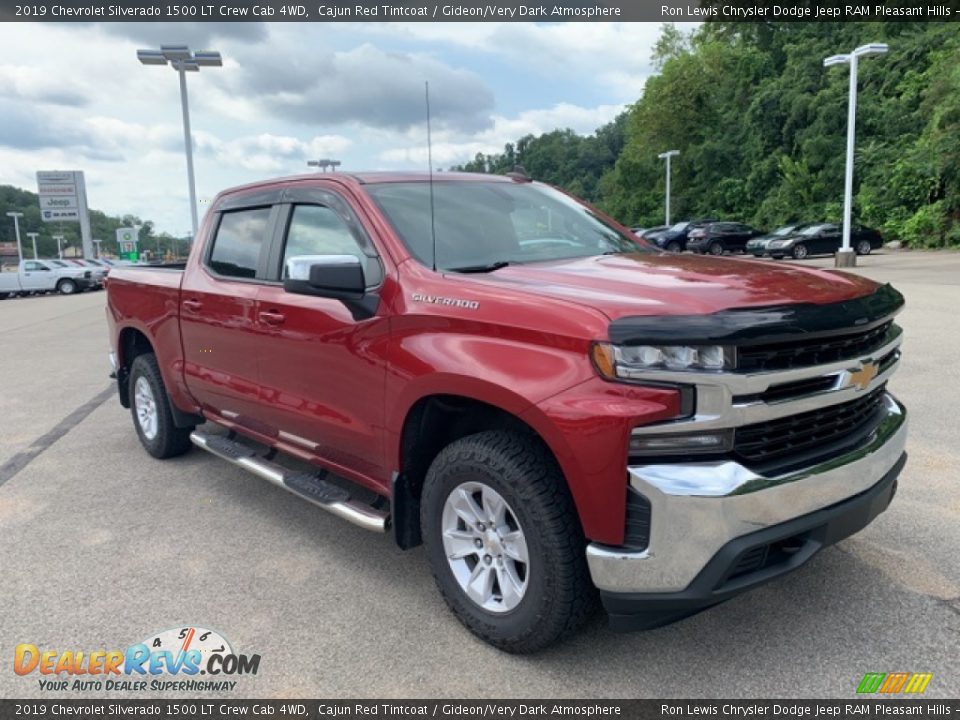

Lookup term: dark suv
[687,222,764,255]
[646,219,716,253]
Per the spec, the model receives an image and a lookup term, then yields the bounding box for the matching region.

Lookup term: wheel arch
[116,325,202,429]
[391,392,570,550]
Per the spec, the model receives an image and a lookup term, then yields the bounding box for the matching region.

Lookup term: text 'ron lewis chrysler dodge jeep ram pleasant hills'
[105,171,907,652]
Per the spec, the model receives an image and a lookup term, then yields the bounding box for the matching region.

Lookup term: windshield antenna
[425,81,438,271]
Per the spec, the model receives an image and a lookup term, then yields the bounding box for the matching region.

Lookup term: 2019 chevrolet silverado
[106,172,907,652]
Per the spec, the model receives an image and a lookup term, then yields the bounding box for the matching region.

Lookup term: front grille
[733,384,887,466]
[737,322,892,372]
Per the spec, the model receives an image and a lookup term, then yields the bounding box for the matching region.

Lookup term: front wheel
[791,243,809,260]
[855,240,872,255]
[666,241,682,253]
[57,279,77,295]
[709,241,724,256]
[421,431,595,653]
[129,353,194,459]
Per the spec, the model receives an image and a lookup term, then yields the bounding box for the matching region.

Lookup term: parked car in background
[63,258,109,283]
[0,258,100,296]
[631,225,668,240]
[746,223,815,257]
[686,222,764,255]
[767,223,883,260]
[645,220,716,252]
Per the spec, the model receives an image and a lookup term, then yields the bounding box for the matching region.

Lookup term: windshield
[367,181,649,271]
[48,260,68,267]
[773,225,797,236]
[669,222,689,232]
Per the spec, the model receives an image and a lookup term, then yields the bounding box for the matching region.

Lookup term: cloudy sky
[1,21,677,233]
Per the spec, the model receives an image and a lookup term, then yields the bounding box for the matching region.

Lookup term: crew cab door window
[24,261,48,272]
[207,207,272,279]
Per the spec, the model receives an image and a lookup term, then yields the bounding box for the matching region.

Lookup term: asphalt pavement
[1,251,958,699]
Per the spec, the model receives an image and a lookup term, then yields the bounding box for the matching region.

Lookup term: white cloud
[379,102,625,167]
[193,132,353,172]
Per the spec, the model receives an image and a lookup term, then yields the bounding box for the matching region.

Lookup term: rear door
[812,224,841,255]
[726,223,753,251]
[179,199,281,426]
[253,187,391,488]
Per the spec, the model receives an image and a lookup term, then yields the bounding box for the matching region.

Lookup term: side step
[190,431,389,533]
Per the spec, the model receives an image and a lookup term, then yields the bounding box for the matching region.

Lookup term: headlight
[768,239,789,248]
[591,342,734,378]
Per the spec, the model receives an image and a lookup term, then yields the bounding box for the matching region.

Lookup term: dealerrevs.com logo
[14,626,260,692]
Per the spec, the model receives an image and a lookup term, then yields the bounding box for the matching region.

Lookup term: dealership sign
[37,170,94,257]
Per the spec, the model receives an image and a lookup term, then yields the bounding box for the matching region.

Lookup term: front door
[254,200,390,489]
[21,261,53,291]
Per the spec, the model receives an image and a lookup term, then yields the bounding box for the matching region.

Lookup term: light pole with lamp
[26,232,39,259]
[53,234,64,259]
[6,212,23,263]
[657,150,679,226]
[137,45,222,238]
[823,43,888,268]
[307,159,341,172]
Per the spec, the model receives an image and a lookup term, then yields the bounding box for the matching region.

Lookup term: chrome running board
[190,431,389,533]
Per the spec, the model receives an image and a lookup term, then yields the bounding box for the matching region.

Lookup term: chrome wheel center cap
[483,529,504,556]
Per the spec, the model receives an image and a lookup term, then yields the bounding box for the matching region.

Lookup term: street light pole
[657,150,679,226]
[138,45,222,238]
[6,212,23,263]
[53,234,64,259]
[824,43,888,268]
[307,159,342,172]
[26,232,39,259]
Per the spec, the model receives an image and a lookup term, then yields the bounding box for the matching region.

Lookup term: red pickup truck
[106,172,907,652]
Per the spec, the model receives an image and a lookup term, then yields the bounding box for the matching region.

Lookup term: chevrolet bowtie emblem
[849,361,878,391]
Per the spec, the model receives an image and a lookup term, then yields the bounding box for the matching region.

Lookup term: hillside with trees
[455,22,960,247]
[0,185,186,259]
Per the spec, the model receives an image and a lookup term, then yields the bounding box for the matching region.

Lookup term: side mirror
[284,254,366,295]
[283,255,379,320]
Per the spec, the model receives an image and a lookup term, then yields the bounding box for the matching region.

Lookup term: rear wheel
[855,239,872,255]
[791,243,809,260]
[57,279,77,295]
[666,241,682,253]
[421,430,595,653]
[129,353,194,459]
[709,241,724,256]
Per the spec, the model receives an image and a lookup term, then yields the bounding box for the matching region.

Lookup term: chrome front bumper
[586,394,907,594]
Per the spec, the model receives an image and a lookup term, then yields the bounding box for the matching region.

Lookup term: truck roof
[214,171,518,201]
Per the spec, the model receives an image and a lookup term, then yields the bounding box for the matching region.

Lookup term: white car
[0,259,101,296]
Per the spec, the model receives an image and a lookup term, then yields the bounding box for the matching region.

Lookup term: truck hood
[467,253,880,320]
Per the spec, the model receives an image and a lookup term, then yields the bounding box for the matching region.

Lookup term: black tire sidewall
[421,432,590,651]
[58,279,76,295]
[792,243,808,259]
[710,241,723,255]
[666,242,681,253]
[129,354,192,459]
[856,240,872,255]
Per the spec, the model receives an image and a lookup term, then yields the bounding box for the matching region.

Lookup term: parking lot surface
[1,251,958,699]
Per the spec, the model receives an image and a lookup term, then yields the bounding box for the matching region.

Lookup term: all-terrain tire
[421,430,596,653]
[129,353,194,459]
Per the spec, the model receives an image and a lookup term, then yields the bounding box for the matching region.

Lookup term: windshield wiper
[448,261,513,274]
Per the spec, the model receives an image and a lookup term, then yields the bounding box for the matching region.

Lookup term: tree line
[0,184,188,259]
[455,22,960,247]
